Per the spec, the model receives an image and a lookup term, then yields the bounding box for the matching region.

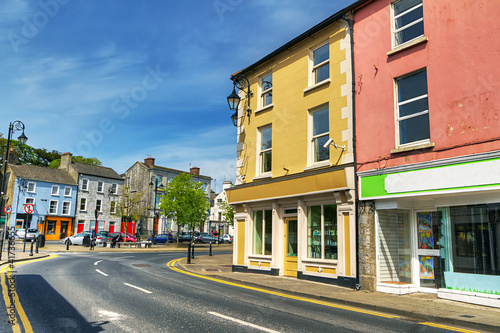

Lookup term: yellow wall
[236,23,349,183]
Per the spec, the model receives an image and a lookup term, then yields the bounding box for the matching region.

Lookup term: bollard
[209,242,213,256]
[29,239,34,256]
[35,237,39,254]
[187,243,191,264]
[23,237,27,253]
[66,239,70,251]
[191,241,195,259]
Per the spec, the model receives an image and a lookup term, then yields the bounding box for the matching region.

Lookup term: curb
[0,253,50,267]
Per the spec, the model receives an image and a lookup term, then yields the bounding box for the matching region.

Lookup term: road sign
[3,206,12,214]
[24,203,34,214]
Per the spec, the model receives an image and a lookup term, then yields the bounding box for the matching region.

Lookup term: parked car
[223,234,233,243]
[95,231,112,244]
[15,228,26,239]
[199,233,216,243]
[110,232,137,242]
[62,232,91,245]
[147,233,176,244]
[26,228,40,240]
[178,231,201,243]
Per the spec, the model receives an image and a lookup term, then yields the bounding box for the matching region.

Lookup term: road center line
[94,260,103,266]
[95,269,108,276]
[208,311,279,333]
[124,283,152,294]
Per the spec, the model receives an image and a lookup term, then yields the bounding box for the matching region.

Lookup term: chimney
[7,148,19,165]
[190,166,200,176]
[223,180,233,190]
[144,157,155,166]
[60,152,72,171]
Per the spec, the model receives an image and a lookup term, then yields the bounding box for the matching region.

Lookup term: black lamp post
[1,121,28,228]
[227,74,252,127]
[149,176,164,244]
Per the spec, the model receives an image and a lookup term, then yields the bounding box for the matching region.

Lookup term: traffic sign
[24,203,34,214]
[3,206,12,214]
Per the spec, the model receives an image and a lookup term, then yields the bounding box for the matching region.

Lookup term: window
[80,198,87,211]
[393,0,424,47]
[311,106,330,163]
[96,199,102,212]
[62,201,71,215]
[307,204,337,259]
[110,183,118,195]
[25,198,35,205]
[97,181,104,193]
[47,221,56,234]
[110,201,116,214]
[64,186,72,196]
[396,70,429,146]
[258,125,272,175]
[253,210,273,255]
[312,43,329,84]
[49,200,58,214]
[27,182,36,193]
[81,179,89,191]
[261,73,272,107]
[51,185,59,195]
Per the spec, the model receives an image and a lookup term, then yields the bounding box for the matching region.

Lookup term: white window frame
[81,178,89,191]
[51,185,59,196]
[49,200,58,214]
[307,105,330,167]
[27,182,36,193]
[256,124,272,178]
[110,201,116,214]
[80,198,87,211]
[392,0,424,48]
[97,181,104,193]
[25,197,35,205]
[252,209,273,256]
[258,72,273,111]
[110,183,118,195]
[395,69,430,148]
[96,199,102,212]
[62,201,71,215]
[64,186,72,197]
[310,41,330,86]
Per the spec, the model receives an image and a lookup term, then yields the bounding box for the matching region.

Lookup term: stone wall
[358,200,376,291]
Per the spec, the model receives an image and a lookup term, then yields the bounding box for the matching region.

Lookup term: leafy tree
[110,186,145,223]
[32,148,62,166]
[219,200,234,226]
[48,155,102,168]
[158,173,210,243]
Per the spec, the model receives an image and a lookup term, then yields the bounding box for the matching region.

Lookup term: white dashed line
[95,269,108,276]
[208,311,279,333]
[124,283,152,294]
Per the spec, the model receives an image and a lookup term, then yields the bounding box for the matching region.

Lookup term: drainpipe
[342,12,361,291]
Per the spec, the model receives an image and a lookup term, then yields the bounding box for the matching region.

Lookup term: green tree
[219,200,234,226]
[48,155,102,168]
[111,186,145,223]
[158,173,209,243]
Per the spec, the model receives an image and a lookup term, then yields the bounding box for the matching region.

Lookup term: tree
[108,186,146,236]
[219,200,234,226]
[158,173,210,243]
[48,155,102,168]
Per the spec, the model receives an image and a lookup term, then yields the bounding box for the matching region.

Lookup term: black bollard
[23,237,27,253]
[29,239,34,256]
[209,242,213,256]
[191,241,195,259]
[35,237,39,254]
[187,243,191,264]
[66,239,70,251]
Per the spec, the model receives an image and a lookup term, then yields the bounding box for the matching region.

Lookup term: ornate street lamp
[227,74,252,126]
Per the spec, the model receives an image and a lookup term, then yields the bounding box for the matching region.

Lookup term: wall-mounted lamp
[227,74,252,126]
[323,138,345,151]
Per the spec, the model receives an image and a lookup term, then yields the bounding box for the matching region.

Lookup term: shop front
[359,153,500,307]
[43,216,74,241]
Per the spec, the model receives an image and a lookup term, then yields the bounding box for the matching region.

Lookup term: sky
[1,0,355,193]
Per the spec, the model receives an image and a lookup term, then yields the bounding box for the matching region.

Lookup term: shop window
[393,0,424,47]
[47,220,56,235]
[307,204,337,259]
[377,209,412,285]
[253,210,272,255]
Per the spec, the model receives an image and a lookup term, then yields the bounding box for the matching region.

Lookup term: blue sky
[1,0,354,193]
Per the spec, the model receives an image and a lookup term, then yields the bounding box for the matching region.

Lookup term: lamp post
[227,74,253,127]
[149,176,164,244]
[1,120,28,229]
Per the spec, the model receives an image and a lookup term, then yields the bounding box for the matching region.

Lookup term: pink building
[353,0,500,307]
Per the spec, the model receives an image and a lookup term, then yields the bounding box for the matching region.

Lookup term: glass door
[416,211,442,289]
[284,218,298,277]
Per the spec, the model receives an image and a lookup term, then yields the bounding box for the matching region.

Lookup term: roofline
[230,0,370,78]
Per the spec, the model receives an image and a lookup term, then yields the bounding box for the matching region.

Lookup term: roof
[9,164,77,186]
[71,162,124,180]
[231,0,370,78]
[131,161,212,181]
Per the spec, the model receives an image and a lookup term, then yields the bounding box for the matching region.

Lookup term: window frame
[307,204,338,260]
[259,72,273,109]
[27,182,36,193]
[110,183,118,195]
[395,69,430,148]
[81,178,89,191]
[96,199,102,212]
[51,185,59,196]
[392,0,424,48]
[25,197,35,205]
[310,41,330,86]
[110,201,116,214]
[308,105,330,166]
[256,124,272,177]
[252,209,273,256]
[79,198,87,211]
[97,181,104,193]
[49,200,58,215]
[64,186,72,197]
[62,201,71,215]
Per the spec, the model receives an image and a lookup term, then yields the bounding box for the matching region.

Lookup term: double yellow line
[0,255,58,333]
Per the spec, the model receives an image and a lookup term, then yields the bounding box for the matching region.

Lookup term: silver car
[62,232,91,245]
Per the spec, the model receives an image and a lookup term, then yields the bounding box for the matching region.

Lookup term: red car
[110,232,137,242]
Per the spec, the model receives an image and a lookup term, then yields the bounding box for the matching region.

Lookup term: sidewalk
[178,253,500,333]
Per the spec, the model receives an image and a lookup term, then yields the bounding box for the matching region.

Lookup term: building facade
[353,0,500,307]
[226,9,357,287]
[208,180,234,237]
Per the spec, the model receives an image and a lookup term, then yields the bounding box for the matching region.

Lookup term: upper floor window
[310,106,330,163]
[261,73,273,107]
[64,186,72,197]
[25,198,35,205]
[96,199,102,212]
[393,0,424,47]
[396,69,429,146]
[27,182,36,193]
[258,125,272,175]
[51,185,59,196]
[312,43,329,84]
[110,183,118,195]
[49,200,58,214]
[62,201,71,215]
[110,201,116,214]
[80,198,87,211]
[97,181,104,193]
[81,179,89,191]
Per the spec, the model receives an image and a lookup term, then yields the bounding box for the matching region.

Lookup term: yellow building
[226,12,356,288]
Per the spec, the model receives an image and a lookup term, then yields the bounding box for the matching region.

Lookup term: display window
[307,204,337,260]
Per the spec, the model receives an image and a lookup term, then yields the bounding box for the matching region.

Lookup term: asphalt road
[1,252,461,332]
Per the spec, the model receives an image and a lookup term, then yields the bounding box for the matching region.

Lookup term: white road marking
[94,260,103,266]
[95,269,108,276]
[114,256,136,260]
[208,311,279,333]
[124,283,152,294]
[98,309,125,321]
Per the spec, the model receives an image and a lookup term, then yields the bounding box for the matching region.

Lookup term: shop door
[284,218,298,277]
[153,217,159,235]
[60,222,68,239]
[416,211,442,289]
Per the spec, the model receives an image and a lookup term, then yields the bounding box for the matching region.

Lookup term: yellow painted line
[1,255,58,333]
[420,322,481,333]
[166,258,397,319]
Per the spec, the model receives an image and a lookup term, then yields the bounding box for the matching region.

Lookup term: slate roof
[9,164,77,185]
[71,162,124,180]
[135,161,212,180]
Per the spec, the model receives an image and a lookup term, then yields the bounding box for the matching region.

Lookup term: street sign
[3,206,12,214]
[24,203,34,214]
